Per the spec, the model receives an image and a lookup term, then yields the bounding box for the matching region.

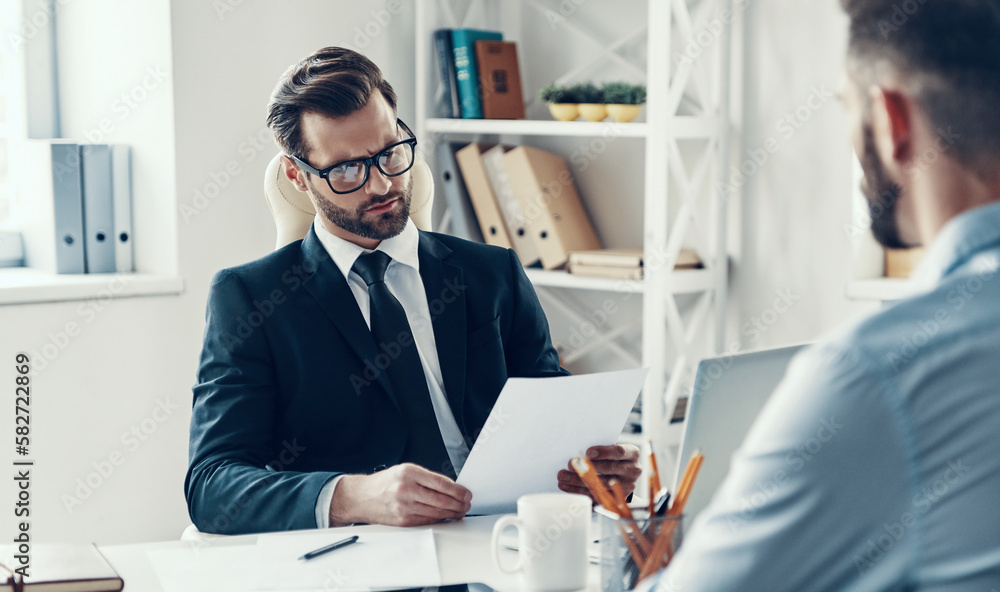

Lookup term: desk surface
[99,515,603,591]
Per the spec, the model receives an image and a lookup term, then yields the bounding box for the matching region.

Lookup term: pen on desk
[298,535,359,561]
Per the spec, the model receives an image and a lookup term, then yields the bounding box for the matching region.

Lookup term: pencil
[610,478,652,555]
[648,441,661,494]
[638,451,704,581]
[570,456,618,513]
[648,474,657,516]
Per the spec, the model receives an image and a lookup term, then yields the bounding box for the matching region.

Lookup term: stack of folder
[454,143,602,269]
[18,140,134,274]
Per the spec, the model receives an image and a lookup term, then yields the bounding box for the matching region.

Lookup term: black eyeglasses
[289,119,418,194]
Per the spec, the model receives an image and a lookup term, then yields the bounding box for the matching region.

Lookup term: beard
[309,176,413,241]
[858,123,910,249]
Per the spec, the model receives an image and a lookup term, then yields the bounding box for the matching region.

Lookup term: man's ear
[868,86,914,174]
[280,155,310,193]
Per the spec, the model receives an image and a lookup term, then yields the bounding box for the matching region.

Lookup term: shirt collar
[312,215,421,282]
[910,200,1000,287]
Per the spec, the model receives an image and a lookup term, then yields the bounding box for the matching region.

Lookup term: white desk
[99,515,604,591]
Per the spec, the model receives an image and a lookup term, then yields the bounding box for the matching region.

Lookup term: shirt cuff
[315,474,346,529]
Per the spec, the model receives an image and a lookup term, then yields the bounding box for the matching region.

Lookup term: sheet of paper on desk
[146,530,439,592]
[252,530,440,590]
[147,546,258,592]
[457,368,649,515]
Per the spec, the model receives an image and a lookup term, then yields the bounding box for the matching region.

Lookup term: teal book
[451,28,502,119]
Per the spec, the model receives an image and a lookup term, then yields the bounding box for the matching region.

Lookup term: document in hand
[457,368,649,515]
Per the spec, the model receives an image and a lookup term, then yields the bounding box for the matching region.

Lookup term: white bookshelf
[524,267,716,294]
[414,0,734,476]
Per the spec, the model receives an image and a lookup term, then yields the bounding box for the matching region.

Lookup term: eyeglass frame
[287,118,418,195]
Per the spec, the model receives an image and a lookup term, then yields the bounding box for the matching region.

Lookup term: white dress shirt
[310,217,471,527]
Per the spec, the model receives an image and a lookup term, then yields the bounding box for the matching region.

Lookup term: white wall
[730,0,877,352]
[0,0,415,545]
[0,0,876,545]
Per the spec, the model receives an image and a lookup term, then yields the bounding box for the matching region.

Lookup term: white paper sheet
[251,530,440,591]
[146,546,258,592]
[146,530,440,592]
[457,368,649,514]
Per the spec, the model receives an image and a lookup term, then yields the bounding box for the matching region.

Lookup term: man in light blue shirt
[656,0,1000,589]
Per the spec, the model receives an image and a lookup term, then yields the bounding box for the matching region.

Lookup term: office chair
[262,151,435,250]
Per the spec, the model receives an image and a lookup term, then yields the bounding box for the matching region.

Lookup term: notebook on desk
[674,344,808,530]
[0,543,123,591]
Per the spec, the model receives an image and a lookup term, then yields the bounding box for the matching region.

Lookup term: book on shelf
[568,247,702,270]
[502,145,602,270]
[884,247,925,279]
[432,29,460,118]
[480,144,539,265]
[450,29,502,119]
[474,40,526,120]
[454,143,514,250]
[567,263,643,280]
[0,543,124,591]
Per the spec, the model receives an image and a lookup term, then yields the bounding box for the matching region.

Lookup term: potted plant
[603,82,646,123]
[570,82,607,122]
[539,83,580,121]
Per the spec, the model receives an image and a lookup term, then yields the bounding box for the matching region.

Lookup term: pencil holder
[597,508,684,592]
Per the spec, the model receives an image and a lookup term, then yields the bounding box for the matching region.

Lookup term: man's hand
[557,444,642,501]
[329,463,472,527]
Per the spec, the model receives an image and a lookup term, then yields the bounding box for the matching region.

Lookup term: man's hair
[266,47,397,160]
[841,0,1000,177]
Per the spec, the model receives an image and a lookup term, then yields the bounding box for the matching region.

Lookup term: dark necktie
[352,251,454,478]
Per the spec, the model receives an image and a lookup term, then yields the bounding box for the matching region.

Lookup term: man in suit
[185,47,642,535]
[652,1,1000,589]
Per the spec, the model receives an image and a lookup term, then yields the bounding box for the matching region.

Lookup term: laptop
[673,344,808,529]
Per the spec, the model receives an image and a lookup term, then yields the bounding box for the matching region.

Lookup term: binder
[18,140,86,274]
[480,145,539,265]
[435,141,483,242]
[111,145,134,272]
[455,143,513,249]
[80,144,116,273]
[451,29,502,119]
[474,40,526,120]
[432,29,460,118]
[502,145,602,270]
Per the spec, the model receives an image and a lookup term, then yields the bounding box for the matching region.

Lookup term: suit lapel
[418,232,468,435]
[300,228,399,409]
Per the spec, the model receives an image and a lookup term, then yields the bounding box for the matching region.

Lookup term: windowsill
[0,268,184,305]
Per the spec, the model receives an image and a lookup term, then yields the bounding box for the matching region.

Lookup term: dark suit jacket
[185,227,567,534]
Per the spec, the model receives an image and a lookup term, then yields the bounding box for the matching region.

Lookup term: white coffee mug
[491,493,592,591]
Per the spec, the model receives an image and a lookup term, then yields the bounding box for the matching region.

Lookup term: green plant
[569,82,604,104]
[539,83,577,104]
[602,82,647,105]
